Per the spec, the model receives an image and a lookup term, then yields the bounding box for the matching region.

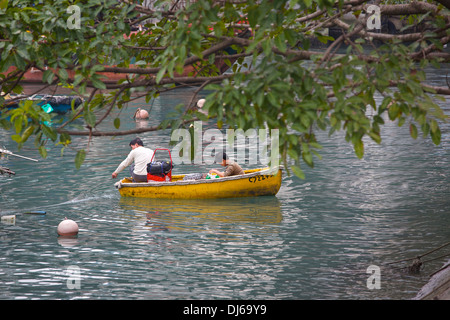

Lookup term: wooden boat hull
[2,30,245,85]
[115,167,283,199]
[4,94,83,114]
[3,58,235,84]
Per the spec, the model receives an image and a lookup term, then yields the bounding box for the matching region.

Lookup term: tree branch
[100,38,237,76]
[58,118,199,137]
[432,0,450,10]
[333,18,424,42]
[378,2,441,15]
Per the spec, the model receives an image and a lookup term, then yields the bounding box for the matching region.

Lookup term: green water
[0,67,449,300]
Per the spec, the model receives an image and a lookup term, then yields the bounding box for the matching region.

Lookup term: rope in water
[386,241,450,265]
[0,166,15,175]
[384,241,450,274]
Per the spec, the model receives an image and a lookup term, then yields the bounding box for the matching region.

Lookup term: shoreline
[414,259,450,300]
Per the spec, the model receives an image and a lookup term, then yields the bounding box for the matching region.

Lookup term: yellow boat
[114,166,283,199]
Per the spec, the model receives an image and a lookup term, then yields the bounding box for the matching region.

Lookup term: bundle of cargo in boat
[146,161,174,181]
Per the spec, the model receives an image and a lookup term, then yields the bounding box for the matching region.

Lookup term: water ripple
[1,82,449,299]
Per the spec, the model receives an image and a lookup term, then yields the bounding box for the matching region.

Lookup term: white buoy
[57,217,79,236]
[197,99,205,109]
[1,215,16,225]
[134,108,149,119]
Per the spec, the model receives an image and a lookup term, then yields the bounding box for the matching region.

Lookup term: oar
[0,148,39,162]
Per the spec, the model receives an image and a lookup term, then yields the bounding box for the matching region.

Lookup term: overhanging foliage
[0,0,449,175]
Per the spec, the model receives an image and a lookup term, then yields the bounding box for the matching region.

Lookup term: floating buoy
[134,108,149,119]
[57,217,79,236]
[197,99,205,109]
[1,215,16,225]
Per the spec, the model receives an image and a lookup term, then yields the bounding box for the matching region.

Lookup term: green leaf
[14,116,23,133]
[422,122,430,137]
[11,134,22,143]
[16,47,30,60]
[410,123,418,139]
[302,151,314,167]
[287,148,299,160]
[84,110,96,127]
[75,149,86,169]
[114,117,120,129]
[291,165,305,179]
[91,64,105,73]
[23,99,33,111]
[91,78,106,90]
[247,6,259,28]
[388,103,400,120]
[316,34,334,44]
[42,69,54,84]
[156,66,167,84]
[354,139,364,159]
[430,119,439,134]
[0,0,8,10]
[14,53,26,70]
[274,33,287,53]
[41,124,57,141]
[303,0,312,8]
[289,0,299,9]
[21,125,34,143]
[39,145,47,159]
[59,132,71,146]
[430,125,441,145]
[58,68,69,81]
[368,131,381,144]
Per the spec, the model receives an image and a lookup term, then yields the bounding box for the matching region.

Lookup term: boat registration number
[248,175,271,183]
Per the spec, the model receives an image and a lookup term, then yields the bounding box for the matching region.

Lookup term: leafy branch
[0,0,448,176]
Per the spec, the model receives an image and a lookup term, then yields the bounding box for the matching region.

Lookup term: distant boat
[3,94,83,114]
[3,56,236,85]
[1,28,250,85]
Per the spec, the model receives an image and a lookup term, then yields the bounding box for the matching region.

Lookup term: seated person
[209,152,244,177]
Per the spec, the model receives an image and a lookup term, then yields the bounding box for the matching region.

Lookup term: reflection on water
[57,235,80,248]
[119,196,282,233]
